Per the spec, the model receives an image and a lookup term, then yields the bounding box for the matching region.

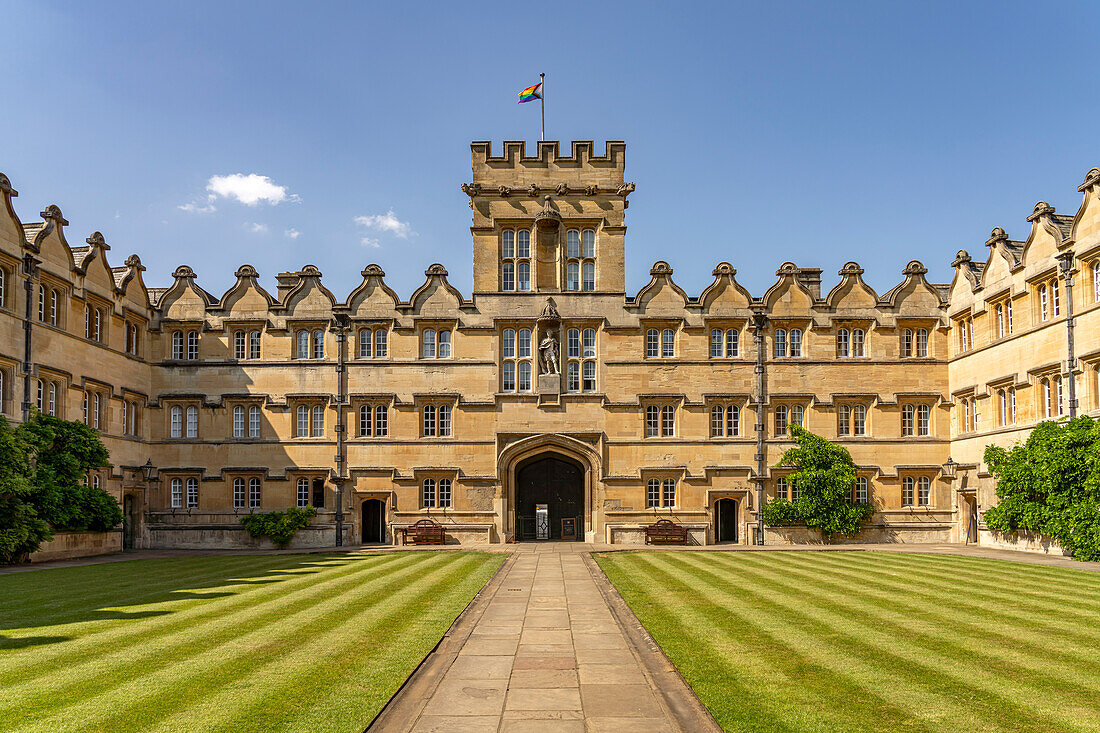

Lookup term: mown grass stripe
[3,553,442,726]
[0,553,412,694]
[682,552,1100,702]
[662,552,1097,731]
[599,553,941,733]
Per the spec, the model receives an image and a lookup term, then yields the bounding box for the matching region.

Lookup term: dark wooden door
[716,498,738,543]
[123,495,135,550]
[362,500,384,544]
[515,455,584,541]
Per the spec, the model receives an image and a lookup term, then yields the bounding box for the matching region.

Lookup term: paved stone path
[406,549,693,732]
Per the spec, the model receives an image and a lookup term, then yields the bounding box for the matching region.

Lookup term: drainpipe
[332,313,350,546]
[752,311,768,545]
[1057,252,1077,418]
[21,254,38,422]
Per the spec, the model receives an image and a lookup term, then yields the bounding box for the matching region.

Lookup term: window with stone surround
[853,476,869,504]
[358,404,388,437]
[710,404,740,437]
[421,327,452,359]
[710,327,739,358]
[420,477,452,509]
[565,229,596,292]
[358,326,388,358]
[501,229,532,292]
[902,476,931,507]
[565,327,597,393]
[836,328,865,358]
[644,403,676,438]
[422,403,452,437]
[502,327,534,393]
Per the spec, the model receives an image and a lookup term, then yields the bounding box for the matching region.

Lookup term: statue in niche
[539,331,560,375]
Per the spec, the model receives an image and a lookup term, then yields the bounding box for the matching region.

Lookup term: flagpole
[540,72,545,141]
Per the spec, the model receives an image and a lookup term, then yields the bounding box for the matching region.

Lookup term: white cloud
[246,222,268,233]
[360,236,381,249]
[354,209,413,239]
[284,228,301,239]
[178,197,217,214]
[206,173,298,206]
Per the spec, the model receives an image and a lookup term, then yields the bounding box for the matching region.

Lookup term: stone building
[0,144,1097,549]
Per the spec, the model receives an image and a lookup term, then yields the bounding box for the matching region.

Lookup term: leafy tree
[240,507,317,548]
[983,416,1100,561]
[0,413,121,564]
[761,425,873,541]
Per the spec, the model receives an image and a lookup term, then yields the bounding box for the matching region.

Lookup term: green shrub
[983,416,1100,561]
[761,424,874,541]
[240,507,317,548]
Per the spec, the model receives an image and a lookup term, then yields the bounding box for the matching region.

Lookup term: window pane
[661,329,674,357]
[502,362,515,391]
[582,262,594,291]
[519,361,532,391]
[297,405,308,436]
[853,329,864,357]
[171,478,182,508]
[249,478,261,509]
[233,406,244,437]
[423,329,436,358]
[711,406,724,437]
[186,406,197,438]
[582,229,595,258]
[726,329,738,357]
[375,329,387,357]
[663,478,675,507]
[568,329,580,358]
[502,230,515,258]
[312,405,324,436]
[517,262,530,291]
[518,329,532,357]
[517,230,530,258]
[502,262,515,291]
[566,230,580,258]
[645,406,659,437]
[567,262,579,291]
[503,329,515,359]
[582,361,595,391]
[297,478,309,507]
[711,330,723,358]
[661,406,674,436]
[567,361,580,392]
[423,405,435,436]
[297,330,309,358]
[646,479,660,508]
[438,405,451,436]
[727,405,738,436]
[775,330,787,358]
[359,329,371,358]
[422,479,435,508]
[646,330,658,358]
[837,329,849,357]
[312,330,324,359]
[583,329,596,358]
[789,329,802,357]
[438,330,451,358]
[250,331,261,359]
[439,478,452,508]
[249,406,260,437]
[375,405,387,436]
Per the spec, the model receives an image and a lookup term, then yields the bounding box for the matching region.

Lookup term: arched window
[172,331,184,360]
[438,330,451,358]
[711,405,724,437]
[311,330,324,359]
[916,328,929,357]
[92,393,101,429]
[582,262,595,291]
[777,477,789,501]
[645,329,659,358]
[296,330,310,358]
[775,405,789,435]
[422,478,436,508]
[853,405,867,435]
[311,405,324,436]
[49,289,58,325]
[359,405,371,436]
[186,330,198,360]
[1041,379,1051,419]
[645,405,659,437]
[423,404,436,436]
[774,329,787,358]
[438,478,452,508]
[374,329,387,357]
[185,406,197,437]
[36,379,43,410]
[520,361,533,391]
[438,404,452,436]
[661,329,675,358]
[1094,261,1100,302]
[791,405,804,427]
[727,405,739,436]
[918,476,931,506]
[517,262,531,292]
[233,477,245,508]
[662,478,676,507]
[170,478,183,508]
[917,404,930,436]
[422,329,436,358]
[646,478,660,508]
[48,382,56,416]
[249,406,260,437]
[995,305,1005,338]
[838,405,851,436]
[503,261,516,291]
[567,361,580,392]
[359,328,372,358]
[248,478,261,509]
[296,405,309,437]
[186,478,198,508]
[789,329,802,357]
[297,478,310,507]
[901,405,914,436]
[725,329,739,357]
[249,330,261,359]
[170,406,182,437]
[566,262,579,291]
[234,330,246,359]
[502,361,516,392]
[852,329,865,357]
[375,405,387,436]
[38,285,45,321]
[854,477,869,504]
[902,477,915,506]
[837,329,849,357]
[661,406,675,436]
[1039,285,1049,321]
[1051,280,1061,316]
[710,329,723,358]
[233,405,245,437]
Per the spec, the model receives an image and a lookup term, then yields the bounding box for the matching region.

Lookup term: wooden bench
[644,519,689,545]
[399,519,446,545]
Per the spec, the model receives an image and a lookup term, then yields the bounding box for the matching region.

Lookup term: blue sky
[1,1,1097,300]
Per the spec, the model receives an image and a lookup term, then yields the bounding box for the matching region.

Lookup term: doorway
[515,454,584,541]
[963,493,978,544]
[123,495,136,550]
[362,499,385,544]
[715,498,738,543]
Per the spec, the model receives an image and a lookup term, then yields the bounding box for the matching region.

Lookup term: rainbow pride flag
[517,82,542,103]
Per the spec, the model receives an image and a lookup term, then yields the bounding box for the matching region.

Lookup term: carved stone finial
[1079,167,1100,192]
[0,173,16,196]
[650,261,673,276]
[616,182,636,197]
[498,185,511,198]
[838,261,864,276]
[299,264,322,277]
[86,231,109,250]
[951,250,971,267]
[556,182,568,196]
[535,194,562,228]
[711,262,736,277]
[234,264,259,279]
[173,265,197,279]
[986,226,1009,246]
[460,182,481,197]
[124,254,145,271]
[426,263,449,277]
[775,262,799,276]
[903,260,928,276]
[362,264,385,277]
[40,204,69,226]
[538,297,561,323]
[1026,200,1055,221]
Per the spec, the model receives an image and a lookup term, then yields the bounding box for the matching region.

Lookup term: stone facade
[1,147,1097,549]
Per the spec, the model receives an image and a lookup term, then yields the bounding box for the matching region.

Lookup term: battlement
[471,140,625,187]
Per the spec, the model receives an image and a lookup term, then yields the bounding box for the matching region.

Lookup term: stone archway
[515,454,585,541]
[498,434,601,543]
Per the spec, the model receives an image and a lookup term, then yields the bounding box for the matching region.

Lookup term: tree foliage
[760,425,874,541]
[240,507,317,548]
[983,416,1100,561]
[0,413,121,564]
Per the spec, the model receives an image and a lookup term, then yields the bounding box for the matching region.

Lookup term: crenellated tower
[464,141,634,295]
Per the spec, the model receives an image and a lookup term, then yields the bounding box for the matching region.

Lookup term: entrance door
[963,494,978,544]
[123,495,135,550]
[362,500,385,544]
[515,455,584,541]
[715,498,738,543]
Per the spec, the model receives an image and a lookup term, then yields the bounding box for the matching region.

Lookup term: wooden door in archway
[515,454,584,541]
[715,498,738,543]
[362,499,385,544]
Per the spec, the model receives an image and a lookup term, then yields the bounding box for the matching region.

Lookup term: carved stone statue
[539,331,560,375]
[540,298,560,321]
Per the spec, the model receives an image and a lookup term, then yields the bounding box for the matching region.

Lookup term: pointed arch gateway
[498,434,600,542]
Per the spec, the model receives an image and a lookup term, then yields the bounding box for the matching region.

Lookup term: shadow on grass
[0,554,356,634]
[0,635,72,649]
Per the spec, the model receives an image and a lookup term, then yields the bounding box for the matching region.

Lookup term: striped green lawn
[0,551,504,733]
[595,551,1100,733]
